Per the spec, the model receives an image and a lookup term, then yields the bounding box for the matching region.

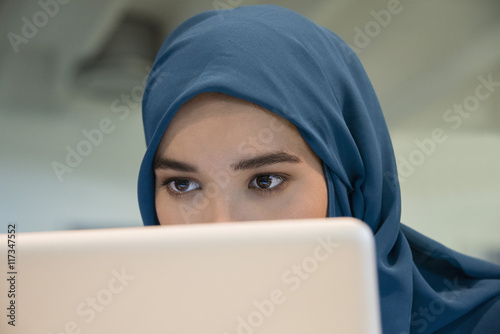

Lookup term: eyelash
[161,178,199,198]
[248,174,287,195]
[161,174,288,198]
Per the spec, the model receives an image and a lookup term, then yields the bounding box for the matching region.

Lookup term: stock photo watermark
[176,113,287,223]
[7,0,73,54]
[5,223,17,327]
[47,268,135,334]
[385,73,500,189]
[348,0,403,56]
[393,277,467,334]
[212,0,243,20]
[51,118,116,182]
[50,65,168,182]
[223,234,340,334]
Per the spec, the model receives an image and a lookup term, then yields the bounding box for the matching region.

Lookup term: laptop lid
[1,217,381,333]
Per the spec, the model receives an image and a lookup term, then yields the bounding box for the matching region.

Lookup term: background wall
[1,0,499,263]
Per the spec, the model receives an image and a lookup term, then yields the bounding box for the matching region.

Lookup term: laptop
[1,217,381,333]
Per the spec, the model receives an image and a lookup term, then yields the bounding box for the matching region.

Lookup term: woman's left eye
[165,179,200,194]
[249,175,285,190]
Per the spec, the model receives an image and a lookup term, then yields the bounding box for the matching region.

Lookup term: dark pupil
[175,180,190,191]
[256,175,272,189]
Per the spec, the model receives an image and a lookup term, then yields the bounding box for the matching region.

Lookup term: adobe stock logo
[51,119,116,182]
[7,0,73,54]
[51,65,157,182]
[47,268,135,334]
[384,73,499,189]
[176,113,286,223]
[347,0,403,57]
[223,234,340,334]
[212,0,243,21]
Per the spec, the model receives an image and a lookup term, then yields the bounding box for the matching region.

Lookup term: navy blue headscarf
[138,5,500,333]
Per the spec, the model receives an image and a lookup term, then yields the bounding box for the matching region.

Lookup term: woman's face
[154,93,328,225]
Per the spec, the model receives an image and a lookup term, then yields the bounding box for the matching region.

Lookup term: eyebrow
[230,151,302,171]
[153,151,302,172]
[153,157,198,172]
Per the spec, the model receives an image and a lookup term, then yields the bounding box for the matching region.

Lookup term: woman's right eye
[164,179,200,195]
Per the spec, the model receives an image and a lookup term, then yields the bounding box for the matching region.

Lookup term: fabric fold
[138,5,500,332]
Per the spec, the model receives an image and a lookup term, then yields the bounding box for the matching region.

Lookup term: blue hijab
[138,5,500,333]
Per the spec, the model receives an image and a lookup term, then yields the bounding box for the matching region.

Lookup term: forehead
[168,93,288,131]
[156,93,307,157]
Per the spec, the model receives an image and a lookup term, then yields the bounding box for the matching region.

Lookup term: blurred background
[0,0,499,263]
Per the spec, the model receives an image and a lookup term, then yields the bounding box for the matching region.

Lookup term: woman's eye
[166,179,200,193]
[249,175,285,190]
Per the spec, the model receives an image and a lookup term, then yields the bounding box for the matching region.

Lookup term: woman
[138,5,500,333]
